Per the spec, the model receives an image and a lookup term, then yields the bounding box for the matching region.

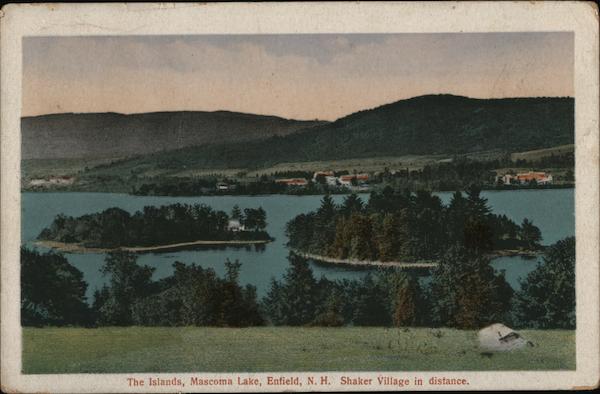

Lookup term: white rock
[478,323,531,352]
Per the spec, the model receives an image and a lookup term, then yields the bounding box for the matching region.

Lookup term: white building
[325,176,338,186]
[227,219,245,232]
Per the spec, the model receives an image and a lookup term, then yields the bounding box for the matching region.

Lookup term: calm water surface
[21,189,574,300]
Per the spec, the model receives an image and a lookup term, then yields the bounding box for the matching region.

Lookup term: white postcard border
[1,2,598,392]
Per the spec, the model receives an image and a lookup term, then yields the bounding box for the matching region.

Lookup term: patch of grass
[22,327,575,374]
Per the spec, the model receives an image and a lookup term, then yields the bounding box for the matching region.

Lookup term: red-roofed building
[312,171,335,180]
[275,178,308,186]
[515,171,553,185]
[339,174,369,186]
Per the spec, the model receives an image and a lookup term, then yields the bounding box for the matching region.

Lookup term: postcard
[1,2,599,392]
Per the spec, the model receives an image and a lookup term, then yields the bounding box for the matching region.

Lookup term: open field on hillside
[22,157,121,179]
[247,150,514,176]
[21,144,573,183]
[23,327,575,374]
[246,155,451,176]
[510,144,574,162]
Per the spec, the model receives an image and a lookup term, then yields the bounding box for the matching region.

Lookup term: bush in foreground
[512,237,575,329]
[21,247,91,326]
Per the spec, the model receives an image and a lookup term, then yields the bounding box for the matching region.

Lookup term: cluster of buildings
[274,178,309,186]
[496,171,553,185]
[274,171,370,189]
[29,176,76,187]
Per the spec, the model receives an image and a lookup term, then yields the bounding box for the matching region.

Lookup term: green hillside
[89,95,573,172]
[21,111,325,160]
[23,327,574,373]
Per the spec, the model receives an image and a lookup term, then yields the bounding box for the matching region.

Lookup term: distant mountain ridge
[100,94,574,171]
[21,111,326,159]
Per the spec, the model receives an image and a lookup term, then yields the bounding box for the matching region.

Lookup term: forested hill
[21,111,326,159]
[98,95,573,170]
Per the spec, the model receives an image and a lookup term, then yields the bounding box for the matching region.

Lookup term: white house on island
[227,219,245,232]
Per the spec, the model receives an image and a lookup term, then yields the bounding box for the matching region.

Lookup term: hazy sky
[23,33,573,120]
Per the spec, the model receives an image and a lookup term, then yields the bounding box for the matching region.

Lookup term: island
[37,203,272,252]
[286,186,543,267]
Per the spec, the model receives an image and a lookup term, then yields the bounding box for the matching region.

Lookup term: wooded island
[286,186,543,264]
[38,203,271,250]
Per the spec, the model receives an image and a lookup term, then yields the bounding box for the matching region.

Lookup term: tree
[313,195,338,253]
[91,285,110,324]
[348,214,376,260]
[340,193,364,217]
[218,259,264,327]
[465,184,491,218]
[393,275,420,327]
[97,207,131,248]
[230,205,243,220]
[97,251,156,326]
[446,191,467,246]
[255,207,267,231]
[314,174,327,185]
[352,275,391,326]
[313,287,345,327]
[565,169,574,182]
[329,216,351,259]
[429,247,513,328]
[21,247,91,326]
[377,213,400,261]
[263,254,320,325]
[242,207,267,231]
[463,217,494,252]
[317,194,337,222]
[512,237,575,329]
[520,218,542,249]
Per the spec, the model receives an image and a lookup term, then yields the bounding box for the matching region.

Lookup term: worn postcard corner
[1,1,599,393]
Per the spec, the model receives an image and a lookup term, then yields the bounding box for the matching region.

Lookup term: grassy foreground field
[23,327,574,374]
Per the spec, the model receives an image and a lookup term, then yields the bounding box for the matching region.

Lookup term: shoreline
[290,248,543,269]
[289,249,438,269]
[35,239,271,254]
[487,249,543,258]
[21,184,575,197]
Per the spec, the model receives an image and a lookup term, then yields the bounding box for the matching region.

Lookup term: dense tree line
[133,177,288,196]
[133,177,218,196]
[21,249,264,327]
[286,186,542,263]
[124,154,573,197]
[131,175,349,197]
[264,251,508,328]
[263,254,426,327]
[21,236,575,329]
[93,252,264,327]
[38,203,270,248]
[264,238,575,329]
[374,154,573,192]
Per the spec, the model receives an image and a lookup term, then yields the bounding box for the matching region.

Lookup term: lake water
[21,189,574,300]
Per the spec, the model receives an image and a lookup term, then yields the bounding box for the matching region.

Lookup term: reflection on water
[22,189,573,300]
